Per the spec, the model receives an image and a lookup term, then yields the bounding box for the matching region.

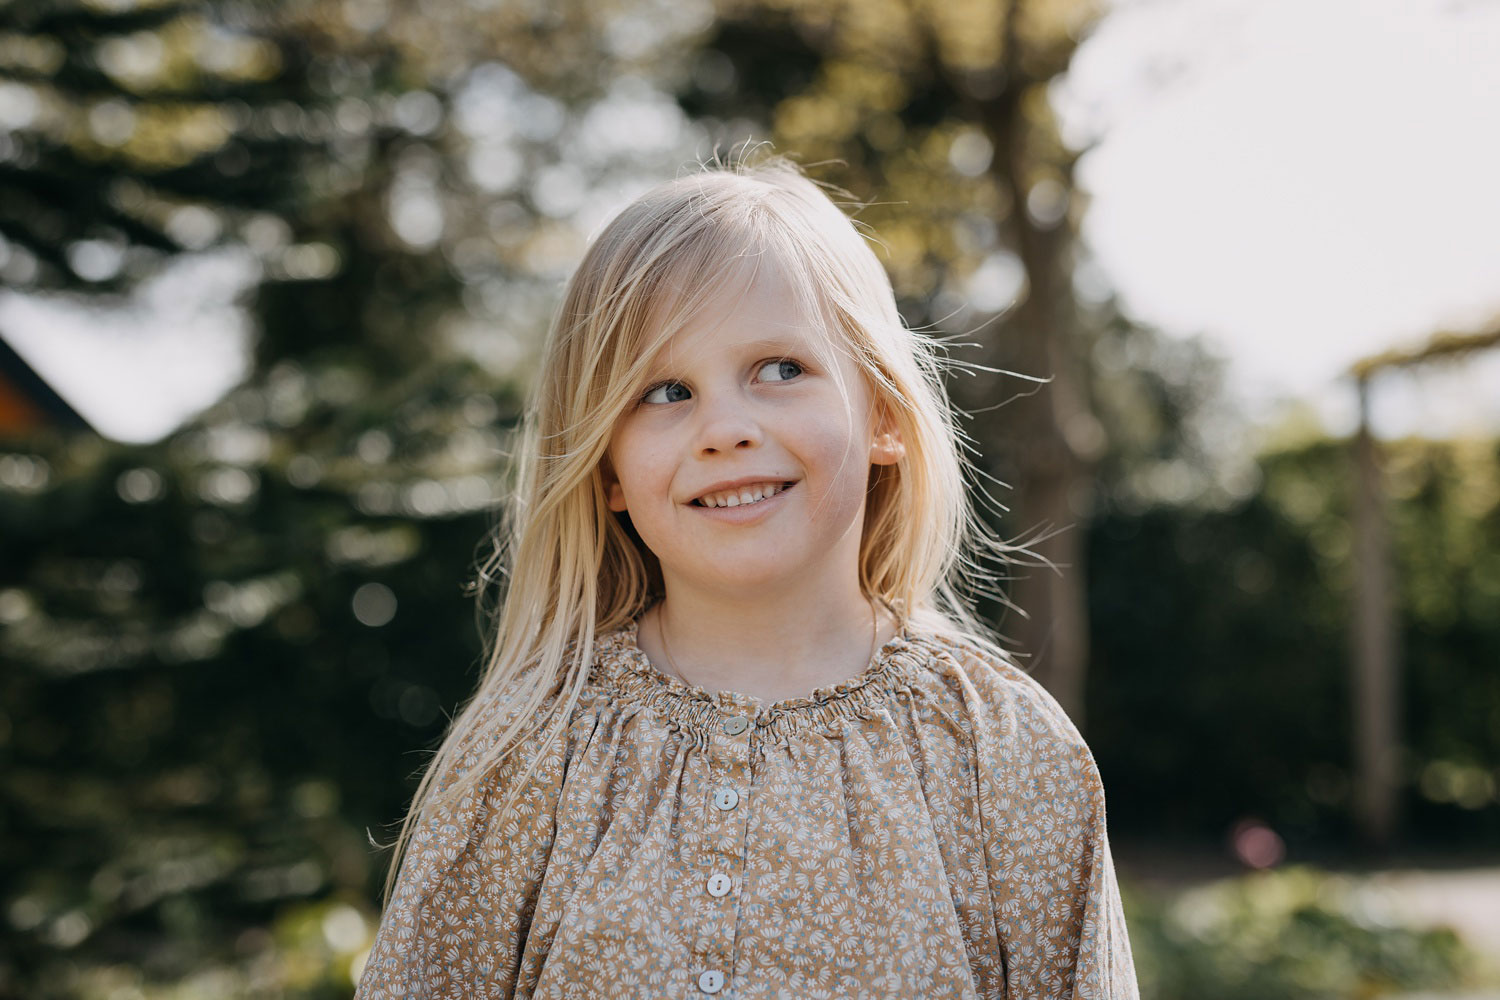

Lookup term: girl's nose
[692,393,763,454]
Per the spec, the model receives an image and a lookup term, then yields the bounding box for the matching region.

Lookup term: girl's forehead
[645,306,832,376]
[642,261,839,367]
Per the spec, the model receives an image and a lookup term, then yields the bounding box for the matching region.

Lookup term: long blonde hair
[381,151,1026,901]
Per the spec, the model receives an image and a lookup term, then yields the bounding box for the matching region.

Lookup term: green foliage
[1088,435,1500,845]
[0,358,521,995]
[0,0,320,293]
[1387,440,1500,818]
[1123,867,1480,1000]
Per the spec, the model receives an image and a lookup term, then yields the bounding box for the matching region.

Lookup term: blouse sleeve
[963,651,1139,1000]
[356,696,569,1000]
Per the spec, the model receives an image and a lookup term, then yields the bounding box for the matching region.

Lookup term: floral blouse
[356,617,1138,999]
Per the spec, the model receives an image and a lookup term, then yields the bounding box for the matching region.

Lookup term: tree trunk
[967,85,1095,729]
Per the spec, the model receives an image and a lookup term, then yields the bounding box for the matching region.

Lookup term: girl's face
[601,264,904,604]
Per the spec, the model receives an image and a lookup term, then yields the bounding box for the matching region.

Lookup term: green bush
[1124,866,1482,1000]
[1089,437,1500,845]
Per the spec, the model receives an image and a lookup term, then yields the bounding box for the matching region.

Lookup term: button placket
[691,703,757,994]
[707,708,754,876]
[711,710,751,854]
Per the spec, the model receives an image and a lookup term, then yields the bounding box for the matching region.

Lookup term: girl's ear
[869,404,905,466]
[600,458,628,512]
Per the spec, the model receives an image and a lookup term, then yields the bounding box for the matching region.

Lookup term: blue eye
[759,359,804,382]
[642,381,690,405]
[639,359,804,406]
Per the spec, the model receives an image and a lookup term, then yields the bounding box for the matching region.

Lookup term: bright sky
[0,252,254,443]
[3,0,1498,444]
[1055,0,1500,437]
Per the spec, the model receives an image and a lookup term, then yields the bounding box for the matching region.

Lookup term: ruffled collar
[590,615,940,746]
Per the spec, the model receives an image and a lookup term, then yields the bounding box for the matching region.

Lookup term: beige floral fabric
[357,617,1138,999]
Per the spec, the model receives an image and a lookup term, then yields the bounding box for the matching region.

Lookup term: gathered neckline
[590,615,937,745]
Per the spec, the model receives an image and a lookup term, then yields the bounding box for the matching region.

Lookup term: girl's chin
[661,565,813,595]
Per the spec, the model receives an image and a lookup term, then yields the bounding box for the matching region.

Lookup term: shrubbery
[1124,866,1485,1000]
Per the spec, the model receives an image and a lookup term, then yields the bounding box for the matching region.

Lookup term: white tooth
[697,483,786,508]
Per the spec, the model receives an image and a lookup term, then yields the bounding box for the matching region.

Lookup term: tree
[0,0,315,295]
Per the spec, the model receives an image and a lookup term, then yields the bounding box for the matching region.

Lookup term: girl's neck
[638,589,898,703]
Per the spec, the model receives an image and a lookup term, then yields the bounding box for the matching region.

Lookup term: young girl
[356,156,1138,999]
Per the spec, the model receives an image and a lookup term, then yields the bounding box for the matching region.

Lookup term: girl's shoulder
[907,625,1090,758]
[908,629,1108,826]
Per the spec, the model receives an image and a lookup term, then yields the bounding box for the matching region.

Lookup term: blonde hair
[381,151,1025,901]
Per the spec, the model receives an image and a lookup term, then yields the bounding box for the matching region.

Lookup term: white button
[713,787,740,811]
[706,872,733,897]
[722,715,749,735]
[698,969,725,993]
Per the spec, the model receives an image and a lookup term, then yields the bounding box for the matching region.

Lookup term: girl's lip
[688,482,795,520]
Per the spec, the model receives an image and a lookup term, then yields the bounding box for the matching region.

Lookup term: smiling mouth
[690,482,796,508]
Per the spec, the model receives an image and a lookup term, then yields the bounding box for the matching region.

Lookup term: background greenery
[1,0,1495,995]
